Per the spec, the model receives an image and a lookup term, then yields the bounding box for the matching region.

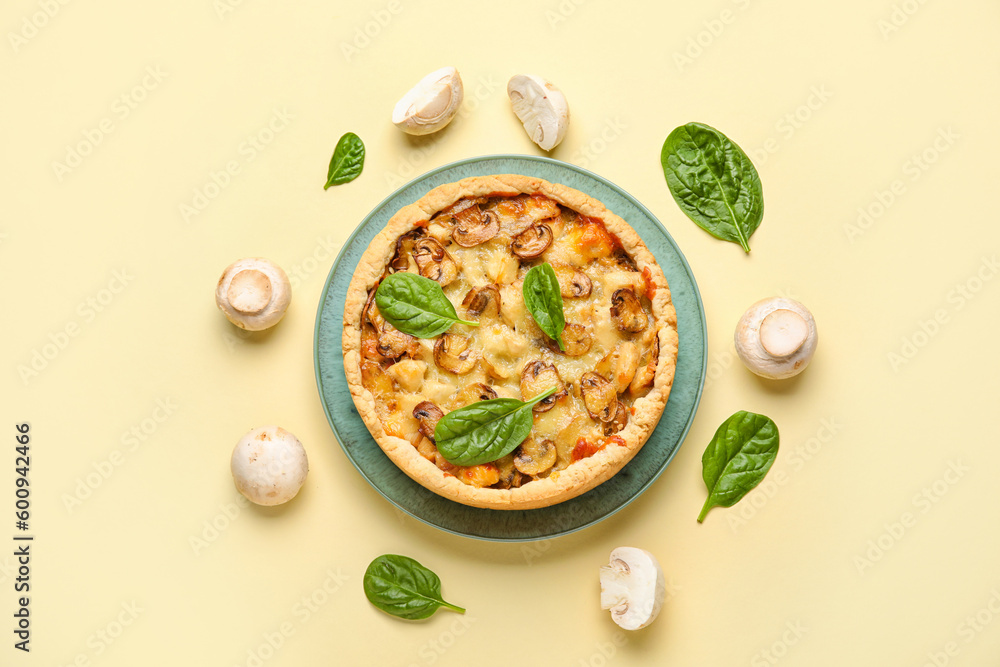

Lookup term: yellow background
[3,0,999,664]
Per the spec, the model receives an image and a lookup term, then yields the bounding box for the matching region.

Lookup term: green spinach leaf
[375,272,478,338]
[324,132,365,189]
[522,263,565,350]
[661,122,763,253]
[435,387,557,466]
[363,554,465,620]
[698,410,779,522]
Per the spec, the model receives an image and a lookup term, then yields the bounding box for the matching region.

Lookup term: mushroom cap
[734,297,818,379]
[507,74,570,151]
[216,257,291,331]
[392,66,464,136]
[230,425,308,506]
[600,547,666,631]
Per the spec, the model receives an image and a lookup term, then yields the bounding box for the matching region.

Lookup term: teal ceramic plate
[314,155,706,542]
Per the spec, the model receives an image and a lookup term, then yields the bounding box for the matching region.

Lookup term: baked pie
[343,175,677,509]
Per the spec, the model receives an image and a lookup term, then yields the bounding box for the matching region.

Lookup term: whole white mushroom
[392,66,464,136]
[735,297,818,379]
[507,74,570,151]
[231,426,308,506]
[216,257,291,331]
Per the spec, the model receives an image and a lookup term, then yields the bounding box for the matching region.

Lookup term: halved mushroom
[514,437,557,475]
[462,285,502,319]
[412,401,444,441]
[545,323,593,357]
[603,402,629,435]
[610,289,648,333]
[452,207,500,247]
[596,341,641,393]
[520,360,567,412]
[553,263,592,298]
[413,237,458,286]
[376,327,416,360]
[511,222,554,259]
[433,334,478,374]
[452,382,498,409]
[580,372,619,423]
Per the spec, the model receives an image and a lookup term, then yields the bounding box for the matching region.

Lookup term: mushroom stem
[759,309,808,358]
[227,269,272,314]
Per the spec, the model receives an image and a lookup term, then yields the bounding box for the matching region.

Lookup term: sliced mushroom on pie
[342,175,678,510]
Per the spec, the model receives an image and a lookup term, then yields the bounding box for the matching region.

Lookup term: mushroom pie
[343,175,678,509]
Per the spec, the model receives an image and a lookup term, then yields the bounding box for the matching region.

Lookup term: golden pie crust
[342,175,678,509]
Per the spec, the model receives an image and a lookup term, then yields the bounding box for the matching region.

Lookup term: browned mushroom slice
[610,288,648,333]
[513,437,557,475]
[452,206,500,247]
[412,401,444,441]
[363,286,384,330]
[433,334,478,374]
[486,195,561,236]
[603,402,629,435]
[389,229,425,273]
[493,454,524,489]
[520,360,567,412]
[453,382,498,408]
[612,249,638,271]
[545,323,593,357]
[595,341,641,393]
[511,223,554,259]
[580,372,619,423]
[462,285,502,319]
[413,237,458,286]
[552,263,592,298]
[630,333,659,394]
[376,326,415,359]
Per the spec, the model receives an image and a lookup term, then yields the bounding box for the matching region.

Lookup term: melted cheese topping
[361,195,658,489]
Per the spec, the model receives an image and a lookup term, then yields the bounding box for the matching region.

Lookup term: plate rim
[313,153,707,542]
